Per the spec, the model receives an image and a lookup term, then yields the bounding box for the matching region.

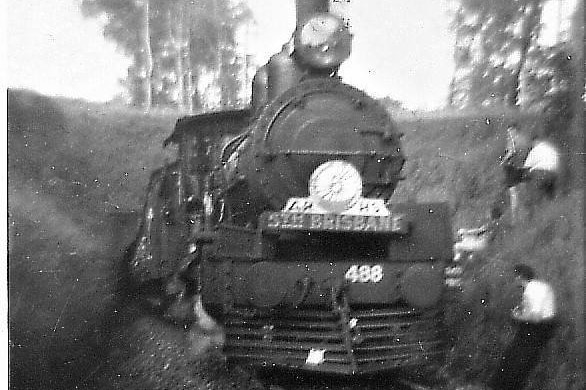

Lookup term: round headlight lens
[309,160,362,212]
[295,13,352,69]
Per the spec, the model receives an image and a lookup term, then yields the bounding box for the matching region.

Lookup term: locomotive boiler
[129,0,453,379]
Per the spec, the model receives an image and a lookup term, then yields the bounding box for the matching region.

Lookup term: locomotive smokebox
[223,78,405,224]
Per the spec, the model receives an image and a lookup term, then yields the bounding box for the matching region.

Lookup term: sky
[6,0,131,102]
[5,0,460,110]
[246,1,456,109]
[4,0,578,109]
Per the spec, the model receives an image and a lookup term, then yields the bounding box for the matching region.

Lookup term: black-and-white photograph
[6,0,584,389]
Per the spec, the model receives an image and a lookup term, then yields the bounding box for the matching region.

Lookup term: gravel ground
[88,306,265,390]
[84,301,446,390]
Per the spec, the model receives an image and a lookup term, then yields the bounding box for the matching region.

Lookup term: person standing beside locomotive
[487,264,557,390]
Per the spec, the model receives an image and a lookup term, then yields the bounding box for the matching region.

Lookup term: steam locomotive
[128,0,453,378]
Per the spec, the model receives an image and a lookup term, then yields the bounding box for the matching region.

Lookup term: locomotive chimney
[296,0,329,27]
[251,0,335,112]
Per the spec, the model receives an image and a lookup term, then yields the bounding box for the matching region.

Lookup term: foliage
[378,96,404,110]
[449,0,545,108]
[7,88,173,389]
[79,0,252,112]
[522,44,577,133]
[448,0,581,116]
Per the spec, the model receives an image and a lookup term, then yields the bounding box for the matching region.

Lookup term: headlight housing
[294,13,352,69]
[309,160,362,213]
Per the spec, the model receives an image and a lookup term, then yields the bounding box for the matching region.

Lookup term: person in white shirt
[511,277,556,323]
[523,138,562,200]
[488,264,557,390]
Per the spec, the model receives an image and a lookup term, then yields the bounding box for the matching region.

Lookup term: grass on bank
[395,107,583,390]
[7,89,178,389]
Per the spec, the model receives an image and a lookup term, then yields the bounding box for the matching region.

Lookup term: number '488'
[344,265,384,283]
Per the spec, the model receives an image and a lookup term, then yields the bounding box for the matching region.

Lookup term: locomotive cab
[129,0,453,381]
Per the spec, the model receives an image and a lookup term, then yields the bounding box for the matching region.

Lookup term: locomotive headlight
[294,13,352,69]
[309,160,362,213]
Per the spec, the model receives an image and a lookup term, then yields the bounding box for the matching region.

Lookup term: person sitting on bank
[487,264,557,390]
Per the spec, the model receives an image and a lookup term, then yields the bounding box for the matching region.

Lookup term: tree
[507,0,542,106]
[378,97,404,112]
[449,0,546,108]
[138,0,153,111]
[78,0,251,111]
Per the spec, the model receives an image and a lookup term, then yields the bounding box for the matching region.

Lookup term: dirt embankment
[7,90,583,390]
[8,89,174,389]
[395,108,583,390]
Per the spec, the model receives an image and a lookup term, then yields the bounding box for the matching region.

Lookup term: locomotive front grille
[349,307,446,373]
[223,305,447,375]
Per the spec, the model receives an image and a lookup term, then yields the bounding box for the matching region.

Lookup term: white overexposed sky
[246,0,456,109]
[6,0,458,109]
[6,0,131,102]
[5,0,576,110]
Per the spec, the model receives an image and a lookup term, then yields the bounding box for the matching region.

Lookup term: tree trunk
[214,1,227,108]
[570,0,583,108]
[173,4,185,112]
[508,1,541,107]
[142,0,153,112]
[220,47,231,107]
[184,23,195,114]
[185,39,194,114]
[191,68,202,113]
[447,79,456,107]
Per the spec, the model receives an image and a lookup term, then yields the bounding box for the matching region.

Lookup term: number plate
[345,265,384,283]
[264,212,408,233]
